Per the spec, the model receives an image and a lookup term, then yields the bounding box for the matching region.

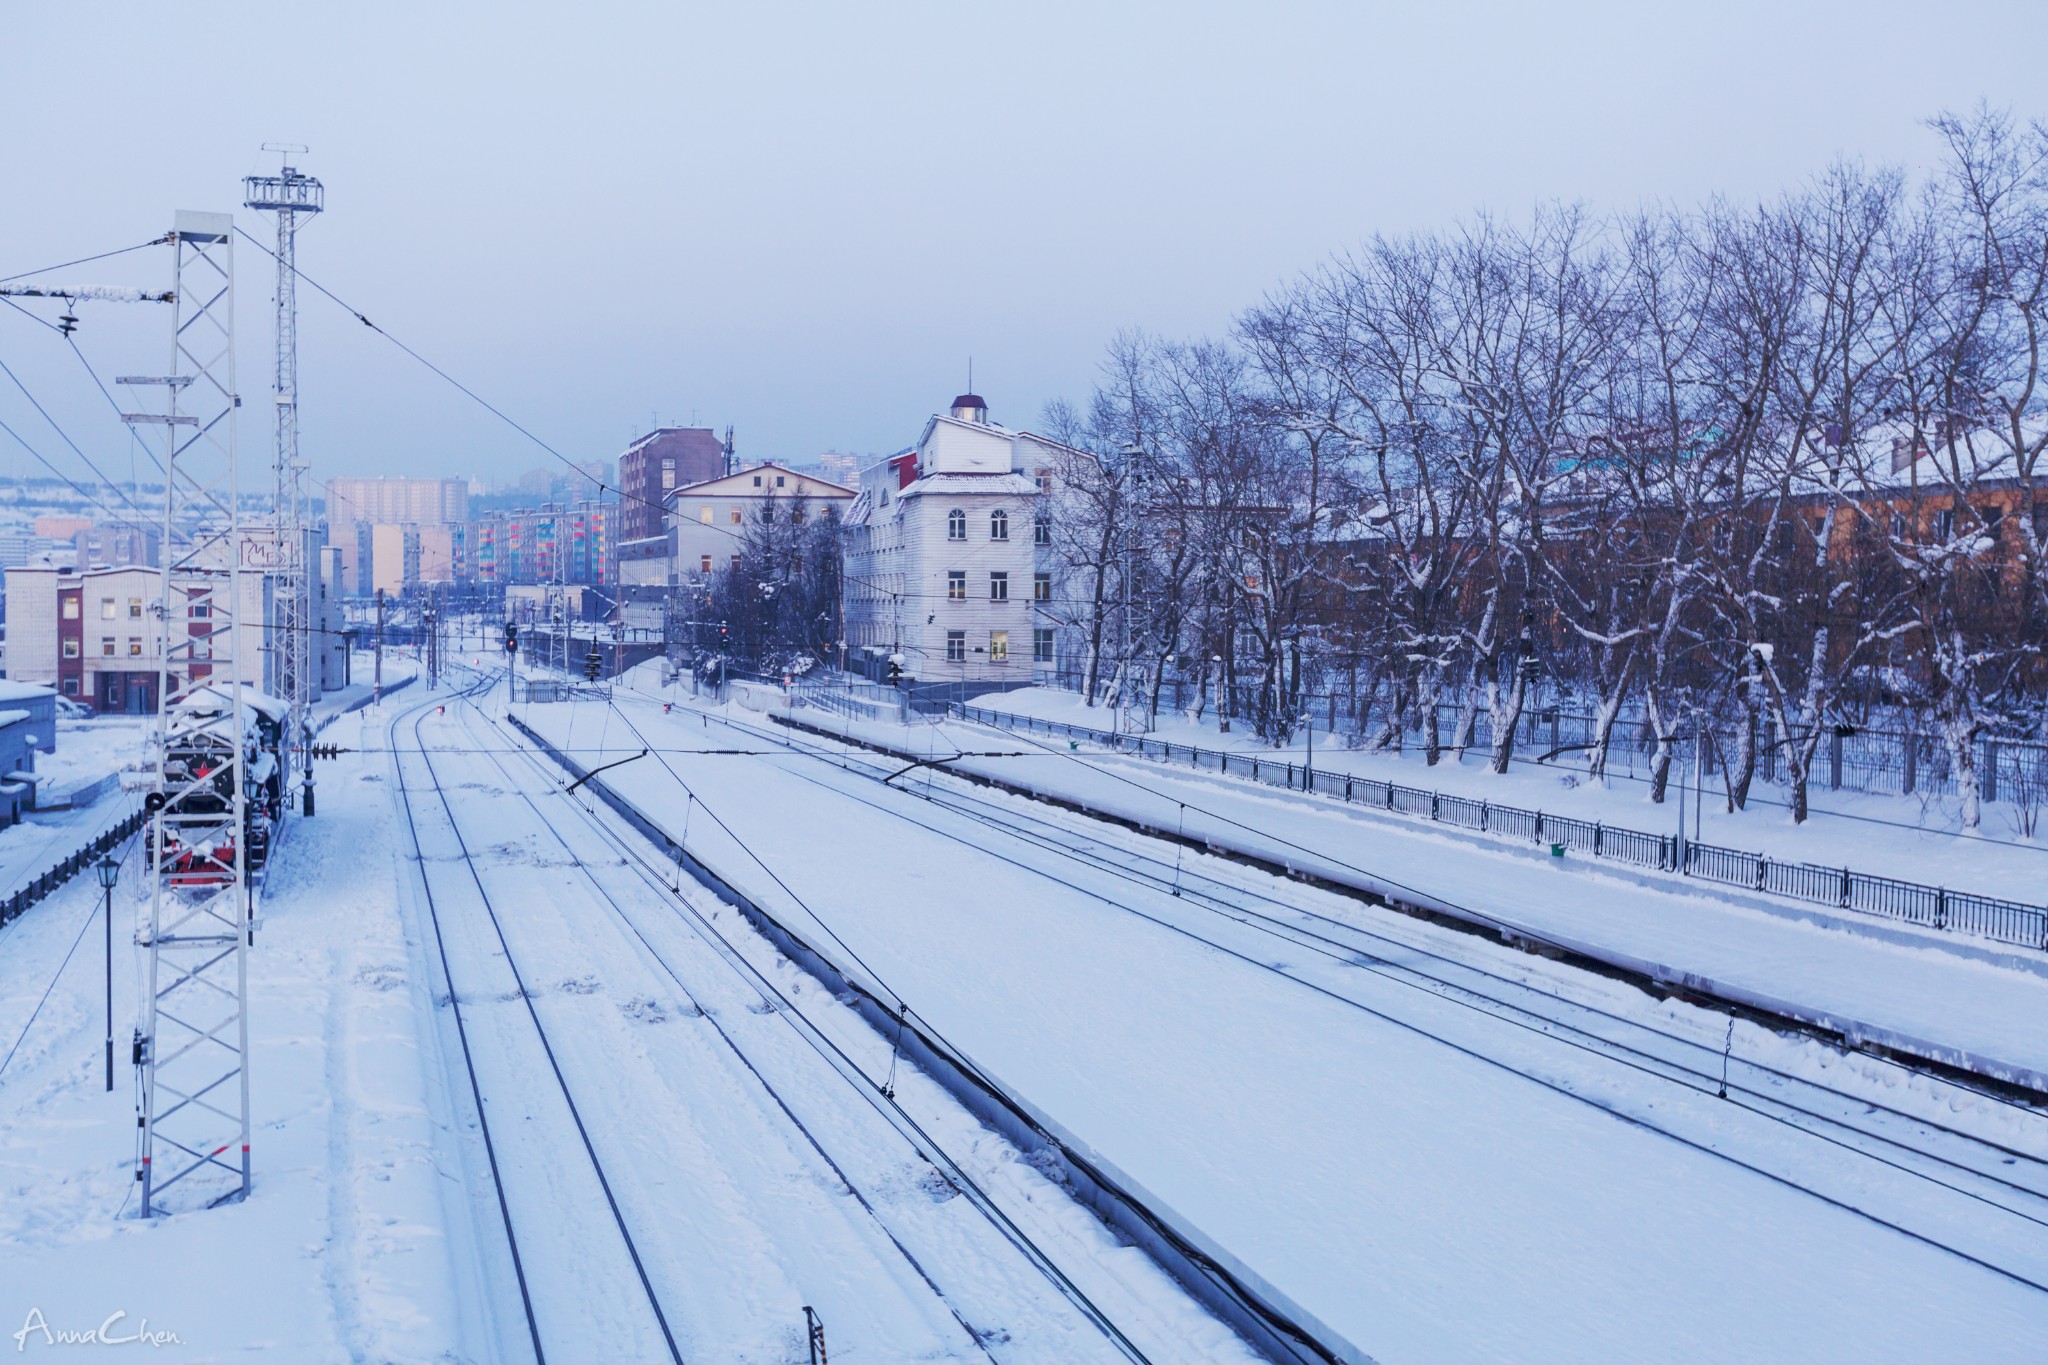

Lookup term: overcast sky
[3,1,2045,491]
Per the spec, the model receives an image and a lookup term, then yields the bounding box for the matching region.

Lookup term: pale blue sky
[3,1,2044,487]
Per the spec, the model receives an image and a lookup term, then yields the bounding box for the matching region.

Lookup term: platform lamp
[95,853,120,1092]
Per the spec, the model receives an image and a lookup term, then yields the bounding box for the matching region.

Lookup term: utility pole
[373,587,385,701]
[134,211,252,1216]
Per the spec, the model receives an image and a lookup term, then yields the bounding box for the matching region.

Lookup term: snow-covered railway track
[390,682,684,1363]
[662,700,2048,1297]
[392,677,1189,1364]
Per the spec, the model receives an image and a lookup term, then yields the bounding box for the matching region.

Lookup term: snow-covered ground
[972,686,2048,906]
[0,691,474,1360]
[519,681,2048,1365]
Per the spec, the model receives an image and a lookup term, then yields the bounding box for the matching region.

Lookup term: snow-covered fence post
[1839,867,1851,908]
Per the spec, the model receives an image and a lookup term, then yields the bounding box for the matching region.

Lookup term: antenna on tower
[243,148,323,813]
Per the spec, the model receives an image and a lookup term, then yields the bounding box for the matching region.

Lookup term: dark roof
[950,393,988,411]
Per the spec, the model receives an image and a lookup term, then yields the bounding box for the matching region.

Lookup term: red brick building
[618,427,725,541]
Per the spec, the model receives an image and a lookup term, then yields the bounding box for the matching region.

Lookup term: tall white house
[843,394,1065,685]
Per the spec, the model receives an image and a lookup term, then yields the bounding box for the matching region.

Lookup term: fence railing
[957,704,2048,953]
[0,801,148,932]
[1053,665,2048,808]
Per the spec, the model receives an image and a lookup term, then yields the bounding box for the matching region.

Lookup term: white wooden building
[843,395,1063,685]
[665,462,857,586]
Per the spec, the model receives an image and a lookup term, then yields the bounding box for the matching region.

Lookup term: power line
[0,353,156,527]
[0,235,168,286]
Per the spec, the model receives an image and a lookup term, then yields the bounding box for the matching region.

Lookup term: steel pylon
[136,211,252,1216]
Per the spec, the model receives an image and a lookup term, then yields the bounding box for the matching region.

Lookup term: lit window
[730,509,742,524]
[947,509,966,540]
[1036,468,1053,494]
[989,572,1009,601]
[100,598,115,619]
[700,506,713,524]
[1034,513,1050,546]
[1034,627,1054,662]
[1034,572,1051,601]
[700,555,713,573]
[947,571,966,601]
[946,630,966,662]
[61,599,78,620]
[128,598,142,618]
[730,555,741,572]
[128,639,142,657]
[990,509,1009,541]
[989,630,1008,661]
[63,639,79,658]
[101,639,115,656]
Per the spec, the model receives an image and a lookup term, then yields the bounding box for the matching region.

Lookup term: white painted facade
[843,397,1063,684]
[665,463,855,586]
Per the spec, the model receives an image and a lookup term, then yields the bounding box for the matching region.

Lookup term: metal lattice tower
[134,211,251,1216]
[243,151,322,788]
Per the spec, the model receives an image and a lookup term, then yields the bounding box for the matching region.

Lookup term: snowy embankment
[981,686,2048,906]
[806,702,2048,1089]
[0,692,476,1360]
[520,686,2048,1365]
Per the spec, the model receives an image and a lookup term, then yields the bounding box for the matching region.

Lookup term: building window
[752,474,763,487]
[100,598,115,619]
[989,571,1009,601]
[1036,468,1053,495]
[775,475,785,487]
[62,677,78,696]
[990,509,1009,540]
[661,459,676,491]
[989,630,1008,662]
[730,555,741,572]
[947,571,966,601]
[730,509,743,524]
[1033,572,1051,602]
[100,639,114,656]
[947,509,966,540]
[105,681,120,707]
[1034,513,1050,546]
[946,630,966,662]
[700,554,713,573]
[191,601,210,619]
[128,598,142,618]
[128,639,141,657]
[700,506,713,524]
[1890,512,1908,541]
[792,508,804,523]
[1933,508,1956,542]
[62,639,79,658]
[1034,627,1054,663]
[61,598,78,620]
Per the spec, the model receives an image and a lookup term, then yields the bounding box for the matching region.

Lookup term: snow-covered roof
[0,709,30,730]
[0,682,54,705]
[903,472,1038,498]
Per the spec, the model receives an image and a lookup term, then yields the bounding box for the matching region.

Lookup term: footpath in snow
[972,685,2048,909]
[0,689,477,1360]
[519,686,2048,1365]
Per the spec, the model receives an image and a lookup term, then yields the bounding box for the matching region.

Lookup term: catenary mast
[242,149,322,806]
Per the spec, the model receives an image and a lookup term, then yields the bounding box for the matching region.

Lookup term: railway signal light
[504,622,519,655]
[584,648,602,682]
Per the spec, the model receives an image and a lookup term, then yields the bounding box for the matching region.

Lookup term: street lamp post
[95,854,119,1092]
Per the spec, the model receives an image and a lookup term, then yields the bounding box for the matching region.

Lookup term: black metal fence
[958,705,2048,953]
[1054,664,2048,808]
[0,802,147,931]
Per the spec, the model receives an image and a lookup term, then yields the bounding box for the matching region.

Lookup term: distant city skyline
[2,3,2045,490]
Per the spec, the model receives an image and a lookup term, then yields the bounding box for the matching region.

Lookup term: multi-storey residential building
[618,428,725,543]
[73,523,160,568]
[459,503,611,587]
[326,476,468,592]
[842,394,1065,685]
[4,525,344,712]
[370,523,455,596]
[666,462,855,586]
